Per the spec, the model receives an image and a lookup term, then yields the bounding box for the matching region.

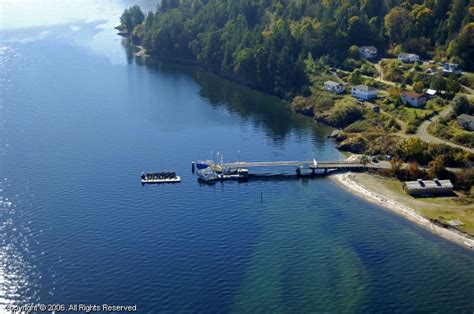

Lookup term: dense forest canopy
[120,0,473,98]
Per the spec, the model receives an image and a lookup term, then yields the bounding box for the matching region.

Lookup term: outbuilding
[404,179,454,197]
[425,89,437,98]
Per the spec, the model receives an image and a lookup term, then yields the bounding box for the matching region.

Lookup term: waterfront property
[358,46,378,59]
[351,85,378,100]
[404,179,454,197]
[398,52,420,63]
[457,114,474,131]
[324,80,344,94]
[401,91,427,108]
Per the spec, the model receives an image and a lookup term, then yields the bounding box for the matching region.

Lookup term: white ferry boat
[196,168,249,182]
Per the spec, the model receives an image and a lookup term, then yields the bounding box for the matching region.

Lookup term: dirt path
[415,107,474,153]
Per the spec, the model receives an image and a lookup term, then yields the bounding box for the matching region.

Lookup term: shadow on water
[195,173,333,187]
[123,45,333,145]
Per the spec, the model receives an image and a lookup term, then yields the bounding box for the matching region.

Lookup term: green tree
[349,69,363,85]
[447,0,466,35]
[446,75,461,94]
[430,73,446,91]
[428,155,446,178]
[452,95,474,116]
[384,7,413,43]
[120,5,145,34]
[401,137,426,161]
[347,45,360,59]
[413,80,424,94]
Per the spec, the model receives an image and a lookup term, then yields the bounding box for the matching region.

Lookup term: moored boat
[196,168,220,182]
[196,160,213,170]
[141,172,181,184]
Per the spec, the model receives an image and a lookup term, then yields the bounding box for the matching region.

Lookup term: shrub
[327,101,363,127]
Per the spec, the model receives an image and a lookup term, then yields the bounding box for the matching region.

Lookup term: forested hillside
[120,0,473,98]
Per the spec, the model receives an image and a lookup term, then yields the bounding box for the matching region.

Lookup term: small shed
[425,89,437,98]
[404,179,454,197]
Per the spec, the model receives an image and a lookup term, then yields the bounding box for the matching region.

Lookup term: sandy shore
[330,172,474,250]
[135,45,149,57]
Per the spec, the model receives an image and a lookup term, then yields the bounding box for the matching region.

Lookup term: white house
[351,85,378,100]
[358,46,377,59]
[323,81,344,94]
[443,63,462,75]
[398,52,420,63]
[401,91,427,108]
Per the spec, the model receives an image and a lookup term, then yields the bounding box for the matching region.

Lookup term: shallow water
[0,1,473,312]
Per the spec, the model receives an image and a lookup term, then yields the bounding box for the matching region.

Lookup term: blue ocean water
[0,1,473,312]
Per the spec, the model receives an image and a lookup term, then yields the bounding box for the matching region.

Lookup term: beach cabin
[358,46,378,59]
[324,81,344,94]
[457,114,474,131]
[351,85,378,100]
[398,53,420,63]
[401,91,427,108]
[443,63,462,75]
[404,179,454,197]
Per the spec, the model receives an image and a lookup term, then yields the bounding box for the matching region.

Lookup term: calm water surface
[0,1,473,312]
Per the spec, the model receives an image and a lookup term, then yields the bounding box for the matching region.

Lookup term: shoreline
[330,172,474,250]
[127,41,296,102]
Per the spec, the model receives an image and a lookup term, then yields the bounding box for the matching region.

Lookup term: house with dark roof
[351,85,378,100]
[457,114,474,131]
[401,91,426,108]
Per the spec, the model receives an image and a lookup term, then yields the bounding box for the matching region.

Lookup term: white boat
[197,167,249,182]
[141,172,181,184]
[196,168,220,182]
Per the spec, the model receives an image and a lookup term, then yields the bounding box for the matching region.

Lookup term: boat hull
[141,176,181,184]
